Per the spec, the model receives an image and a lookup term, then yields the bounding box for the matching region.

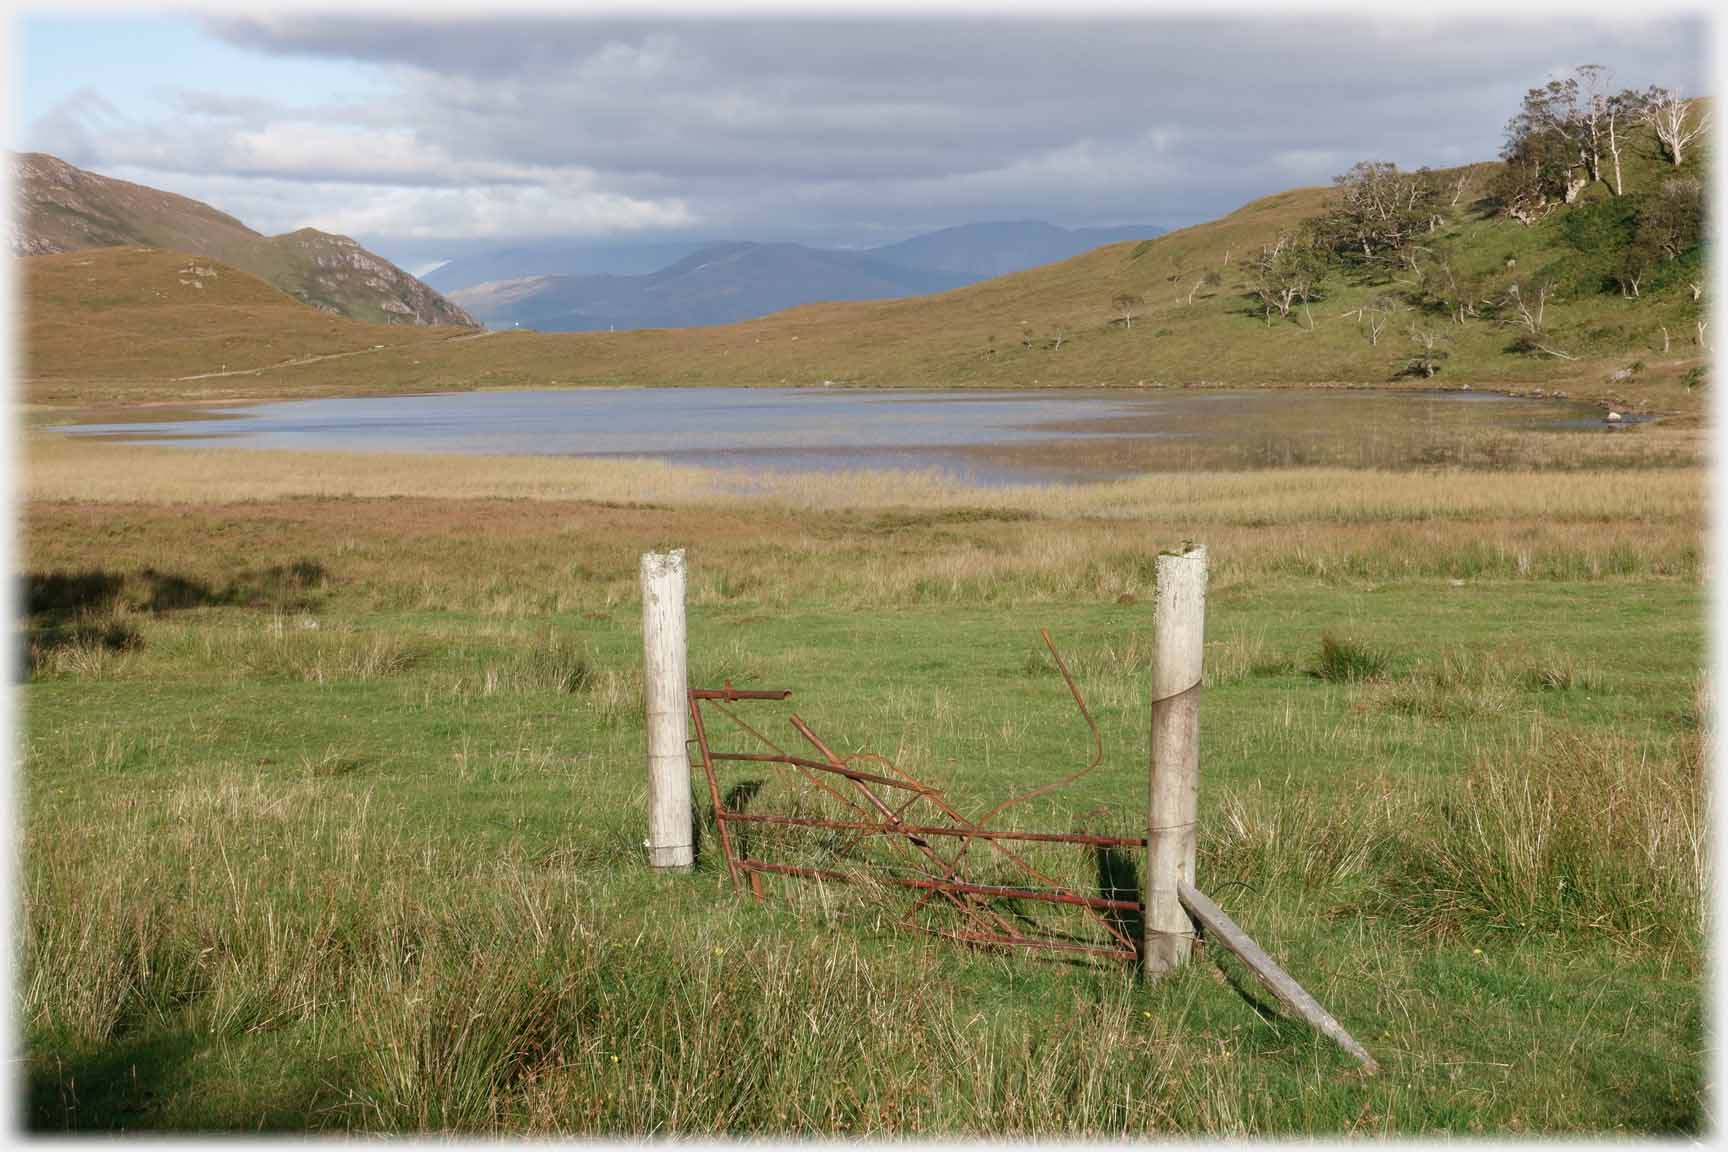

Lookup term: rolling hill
[12,152,476,328]
[19,247,468,402]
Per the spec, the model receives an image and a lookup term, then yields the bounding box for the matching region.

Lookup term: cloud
[296,180,694,240]
[27,89,695,237]
[25,14,1711,246]
[223,122,453,182]
[91,164,693,240]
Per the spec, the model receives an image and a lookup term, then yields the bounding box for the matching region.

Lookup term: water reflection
[60,386,1619,486]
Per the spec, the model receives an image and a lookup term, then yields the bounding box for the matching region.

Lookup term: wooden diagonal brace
[1178,882,1379,1074]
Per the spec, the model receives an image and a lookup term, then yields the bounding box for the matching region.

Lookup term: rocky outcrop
[11,152,476,328]
[274,229,475,327]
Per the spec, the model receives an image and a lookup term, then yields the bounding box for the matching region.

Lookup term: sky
[10,5,1714,267]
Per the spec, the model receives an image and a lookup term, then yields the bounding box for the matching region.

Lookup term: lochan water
[60,386,1620,486]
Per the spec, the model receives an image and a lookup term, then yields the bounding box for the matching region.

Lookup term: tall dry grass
[23,436,1706,524]
[22,769,1249,1135]
[1373,730,1706,950]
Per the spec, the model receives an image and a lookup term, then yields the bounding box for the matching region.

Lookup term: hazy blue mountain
[418,239,716,292]
[867,220,1167,279]
[449,241,969,332]
[443,220,1166,331]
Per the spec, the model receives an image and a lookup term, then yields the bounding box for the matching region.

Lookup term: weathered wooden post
[1145,544,1207,975]
[641,549,694,872]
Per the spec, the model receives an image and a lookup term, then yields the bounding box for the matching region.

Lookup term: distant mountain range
[449,242,968,332]
[866,221,1170,281]
[419,240,718,291]
[11,153,475,328]
[445,221,1165,332]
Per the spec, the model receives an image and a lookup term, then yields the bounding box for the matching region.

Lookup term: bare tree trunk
[1607,111,1625,196]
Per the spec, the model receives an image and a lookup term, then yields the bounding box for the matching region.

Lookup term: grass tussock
[1370,730,1705,951]
[25,614,141,679]
[1519,647,1604,693]
[1368,646,1605,719]
[1310,632,1389,683]
[438,632,597,700]
[1370,648,1514,719]
[234,618,419,683]
[1207,781,1408,891]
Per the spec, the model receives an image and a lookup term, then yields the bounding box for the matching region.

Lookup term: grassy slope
[15,153,474,327]
[19,248,467,400]
[20,150,1708,416]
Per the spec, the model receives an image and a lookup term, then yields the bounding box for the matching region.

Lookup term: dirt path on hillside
[169,327,496,382]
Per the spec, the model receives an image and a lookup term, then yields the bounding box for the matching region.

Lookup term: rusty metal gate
[688,632,1149,964]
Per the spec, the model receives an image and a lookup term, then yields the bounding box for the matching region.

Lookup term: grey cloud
[32,15,1712,245]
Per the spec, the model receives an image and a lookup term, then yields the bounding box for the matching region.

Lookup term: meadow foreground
[18,427,1706,1135]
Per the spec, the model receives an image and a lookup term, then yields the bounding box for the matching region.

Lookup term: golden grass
[23,435,1706,526]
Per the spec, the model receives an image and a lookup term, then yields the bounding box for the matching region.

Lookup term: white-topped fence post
[641,549,694,872]
[1144,545,1207,975]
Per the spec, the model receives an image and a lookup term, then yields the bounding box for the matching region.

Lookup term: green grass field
[18,431,1705,1135]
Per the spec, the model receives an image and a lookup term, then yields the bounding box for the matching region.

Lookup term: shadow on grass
[25,561,328,619]
[710,779,766,867]
[19,562,331,680]
[26,1026,354,1133]
[1091,844,1146,969]
[27,1029,204,1133]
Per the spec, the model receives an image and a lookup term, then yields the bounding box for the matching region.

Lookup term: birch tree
[1504,73,1592,203]
[1574,65,1612,187]
[1253,234,1328,328]
[1406,327,1449,378]
[1185,271,1221,305]
[1318,161,1442,272]
[1502,280,1553,336]
[1643,89,1709,166]
[1602,87,1646,196]
[1497,68,1610,220]
[1359,296,1395,346]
